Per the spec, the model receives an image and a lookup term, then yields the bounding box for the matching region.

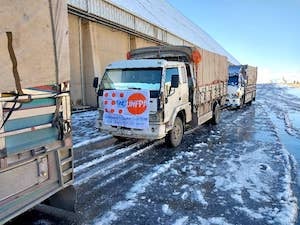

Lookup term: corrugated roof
[107,0,239,64]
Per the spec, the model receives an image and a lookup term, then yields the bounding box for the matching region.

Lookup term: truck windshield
[228,75,239,85]
[100,68,162,91]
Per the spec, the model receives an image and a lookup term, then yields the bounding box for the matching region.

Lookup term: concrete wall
[68,14,82,106]
[68,14,158,107]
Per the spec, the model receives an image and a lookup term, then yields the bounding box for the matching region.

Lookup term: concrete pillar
[81,21,100,107]
[129,35,136,51]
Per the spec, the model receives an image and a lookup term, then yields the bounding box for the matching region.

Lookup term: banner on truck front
[103,90,150,129]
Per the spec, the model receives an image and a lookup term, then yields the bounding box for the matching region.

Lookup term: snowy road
[7,84,300,225]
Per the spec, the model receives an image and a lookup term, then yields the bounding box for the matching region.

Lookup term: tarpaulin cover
[0,0,70,92]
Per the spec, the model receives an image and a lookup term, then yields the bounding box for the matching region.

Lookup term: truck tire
[211,103,221,125]
[238,96,245,109]
[114,136,127,141]
[166,117,183,147]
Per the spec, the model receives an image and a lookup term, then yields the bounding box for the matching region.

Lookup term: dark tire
[166,117,183,147]
[211,103,221,125]
[113,136,127,141]
[238,96,245,109]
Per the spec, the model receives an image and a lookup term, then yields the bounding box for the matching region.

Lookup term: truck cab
[225,64,257,108]
[95,59,192,147]
[226,65,246,108]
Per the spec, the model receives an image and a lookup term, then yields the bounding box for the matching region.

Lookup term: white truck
[0,1,75,224]
[225,65,257,108]
[94,46,228,147]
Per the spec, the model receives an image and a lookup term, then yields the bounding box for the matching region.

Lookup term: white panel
[68,0,88,11]
[166,33,184,46]
[155,29,167,43]
[88,0,135,29]
[135,18,155,37]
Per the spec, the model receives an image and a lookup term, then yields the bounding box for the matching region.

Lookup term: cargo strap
[6,32,23,95]
[52,84,71,141]
[52,95,64,140]
[1,33,32,129]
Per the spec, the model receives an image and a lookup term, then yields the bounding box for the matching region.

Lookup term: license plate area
[0,156,49,202]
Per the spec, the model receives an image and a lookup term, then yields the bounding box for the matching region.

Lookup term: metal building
[67,0,239,107]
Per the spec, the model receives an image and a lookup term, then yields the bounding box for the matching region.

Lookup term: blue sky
[167,0,300,83]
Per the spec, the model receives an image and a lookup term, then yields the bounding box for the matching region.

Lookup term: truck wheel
[211,103,221,125]
[238,96,244,109]
[114,136,127,141]
[166,117,183,147]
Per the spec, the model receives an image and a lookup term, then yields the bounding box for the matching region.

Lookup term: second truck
[94,45,228,147]
[225,65,257,108]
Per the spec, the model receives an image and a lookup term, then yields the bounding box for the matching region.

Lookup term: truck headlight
[149,111,163,122]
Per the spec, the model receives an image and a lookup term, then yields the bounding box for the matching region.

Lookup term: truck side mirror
[171,74,179,88]
[93,77,99,88]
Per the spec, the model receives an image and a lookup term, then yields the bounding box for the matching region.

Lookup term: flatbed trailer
[0,1,75,223]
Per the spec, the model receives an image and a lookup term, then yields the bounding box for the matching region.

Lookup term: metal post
[0,102,5,151]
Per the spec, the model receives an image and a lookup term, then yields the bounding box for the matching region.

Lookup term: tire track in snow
[74,140,161,186]
[93,150,182,225]
[74,140,147,174]
[74,140,134,165]
[92,163,141,190]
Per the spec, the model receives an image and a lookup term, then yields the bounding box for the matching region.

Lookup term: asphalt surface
[6,84,300,225]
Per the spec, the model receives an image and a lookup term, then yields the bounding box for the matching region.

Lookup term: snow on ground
[70,84,299,225]
[94,153,180,225]
[74,141,158,186]
[72,110,110,148]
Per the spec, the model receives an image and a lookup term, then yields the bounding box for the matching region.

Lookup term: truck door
[163,66,188,123]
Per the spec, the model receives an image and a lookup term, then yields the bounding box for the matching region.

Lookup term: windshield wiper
[128,87,141,90]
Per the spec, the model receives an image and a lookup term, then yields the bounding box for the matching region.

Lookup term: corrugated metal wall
[68,0,186,46]
[69,0,88,11]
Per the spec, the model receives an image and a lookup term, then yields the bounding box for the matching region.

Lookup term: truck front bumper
[98,120,166,140]
[225,97,241,108]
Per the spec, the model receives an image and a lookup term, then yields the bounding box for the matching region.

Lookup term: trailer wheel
[166,117,183,147]
[211,103,221,125]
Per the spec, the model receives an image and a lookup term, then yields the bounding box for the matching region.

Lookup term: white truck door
[163,66,187,123]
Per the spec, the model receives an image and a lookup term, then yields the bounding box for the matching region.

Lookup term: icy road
[7,84,300,225]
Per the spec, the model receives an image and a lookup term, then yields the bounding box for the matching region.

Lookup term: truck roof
[106,59,184,69]
[130,46,196,63]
